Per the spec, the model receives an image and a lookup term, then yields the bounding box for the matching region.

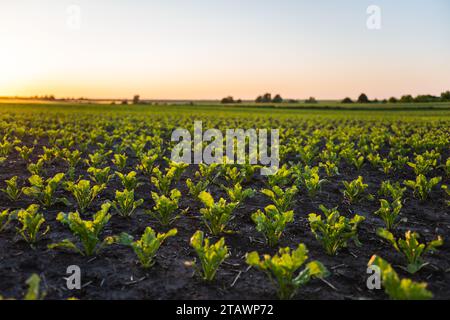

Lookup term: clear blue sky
[1,0,449,99]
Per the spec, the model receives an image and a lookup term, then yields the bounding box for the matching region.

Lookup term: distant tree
[388,97,398,103]
[236,99,242,103]
[262,93,272,103]
[400,95,414,103]
[373,99,379,103]
[342,97,353,104]
[381,99,388,104]
[272,94,283,103]
[287,99,298,104]
[256,93,272,103]
[121,100,128,105]
[221,96,235,104]
[133,95,140,104]
[305,97,318,104]
[440,91,450,101]
[357,93,370,103]
[414,95,440,103]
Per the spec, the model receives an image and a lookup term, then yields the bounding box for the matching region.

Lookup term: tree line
[221,91,450,104]
[342,91,450,104]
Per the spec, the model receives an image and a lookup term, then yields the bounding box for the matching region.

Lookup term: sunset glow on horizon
[1,0,450,100]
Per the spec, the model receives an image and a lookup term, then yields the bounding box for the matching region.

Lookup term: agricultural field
[0,102,449,300]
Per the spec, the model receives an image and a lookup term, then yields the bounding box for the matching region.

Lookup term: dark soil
[0,143,449,300]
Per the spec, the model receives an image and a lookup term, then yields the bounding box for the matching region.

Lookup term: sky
[1,0,449,100]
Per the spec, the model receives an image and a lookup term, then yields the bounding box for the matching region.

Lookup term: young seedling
[165,158,188,182]
[319,161,340,177]
[378,180,406,202]
[308,205,365,255]
[22,173,68,207]
[119,227,177,268]
[39,146,59,163]
[197,163,220,182]
[407,155,436,176]
[224,166,244,185]
[16,204,50,246]
[190,230,228,281]
[198,191,237,235]
[66,180,105,214]
[293,165,318,188]
[85,150,112,167]
[0,209,12,232]
[0,274,46,300]
[298,145,319,166]
[136,153,158,176]
[15,145,34,161]
[147,189,181,226]
[342,176,372,204]
[87,166,113,184]
[112,153,128,171]
[0,137,17,157]
[186,178,210,199]
[27,159,45,176]
[116,171,142,191]
[303,172,327,197]
[62,149,82,170]
[111,189,144,218]
[368,255,433,300]
[261,185,297,212]
[442,185,450,206]
[1,176,23,201]
[377,228,443,274]
[373,199,403,231]
[350,154,364,170]
[246,244,328,300]
[404,175,441,201]
[252,205,294,246]
[49,203,114,256]
[151,167,175,196]
[223,183,255,207]
[267,165,292,187]
[24,274,46,300]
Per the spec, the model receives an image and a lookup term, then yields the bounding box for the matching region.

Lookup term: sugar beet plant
[147,189,182,225]
[252,205,294,246]
[87,166,113,184]
[15,204,50,246]
[0,274,46,300]
[22,173,67,207]
[308,205,365,255]
[1,176,22,202]
[223,183,255,207]
[49,203,114,256]
[118,227,177,268]
[116,171,142,191]
[342,176,372,204]
[368,255,433,300]
[373,199,403,231]
[198,191,237,235]
[111,189,144,218]
[261,185,297,212]
[0,209,12,232]
[190,230,228,281]
[404,175,441,201]
[65,180,105,214]
[246,244,328,300]
[377,228,443,274]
